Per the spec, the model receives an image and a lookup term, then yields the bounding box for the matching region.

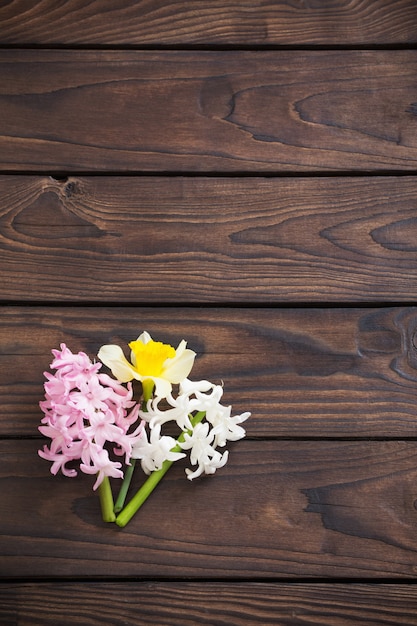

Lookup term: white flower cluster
[131,378,250,480]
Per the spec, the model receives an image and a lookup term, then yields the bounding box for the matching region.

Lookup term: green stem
[115,458,175,527]
[141,379,155,405]
[98,475,116,522]
[114,459,136,513]
[113,381,154,513]
[115,411,206,528]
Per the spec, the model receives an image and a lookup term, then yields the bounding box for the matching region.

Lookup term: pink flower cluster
[38,344,143,490]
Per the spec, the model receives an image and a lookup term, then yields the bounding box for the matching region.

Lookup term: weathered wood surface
[1,0,417,46]
[2,2,417,623]
[2,175,417,303]
[2,439,417,578]
[1,582,417,626]
[1,50,417,173]
[2,306,417,438]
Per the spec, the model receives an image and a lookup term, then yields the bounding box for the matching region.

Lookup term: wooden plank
[2,439,417,578]
[2,175,417,303]
[1,1,417,46]
[2,305,417,438]
[1,582,417,625]
[1,50,417,173]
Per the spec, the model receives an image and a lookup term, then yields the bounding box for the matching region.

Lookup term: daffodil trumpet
[115,411,206,528]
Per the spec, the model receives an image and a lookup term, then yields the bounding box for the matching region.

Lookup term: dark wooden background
[2,1,417,624]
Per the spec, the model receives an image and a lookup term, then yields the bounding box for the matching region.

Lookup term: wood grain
[1,1,417,46]
[3,305,417,438]
[1,50,417,172]
[2,0,417,621]
[2,175,417,302]
[1,582,417,625]
[2,439,417,578]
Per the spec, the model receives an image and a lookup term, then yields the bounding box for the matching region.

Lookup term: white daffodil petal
[163,347,196,383]
[137,331,152,344]
[98,344,138,383]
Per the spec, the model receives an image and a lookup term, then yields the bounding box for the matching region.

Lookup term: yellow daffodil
[98,331,196,400]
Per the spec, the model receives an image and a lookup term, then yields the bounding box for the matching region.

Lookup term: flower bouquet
[38,332,250,527]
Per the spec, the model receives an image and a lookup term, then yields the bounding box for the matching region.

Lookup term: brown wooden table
[2,1,417,623]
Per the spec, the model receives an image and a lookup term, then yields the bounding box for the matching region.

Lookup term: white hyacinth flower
[131,423,185,475]
[180,421,229,480]
[181,379,250,448]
